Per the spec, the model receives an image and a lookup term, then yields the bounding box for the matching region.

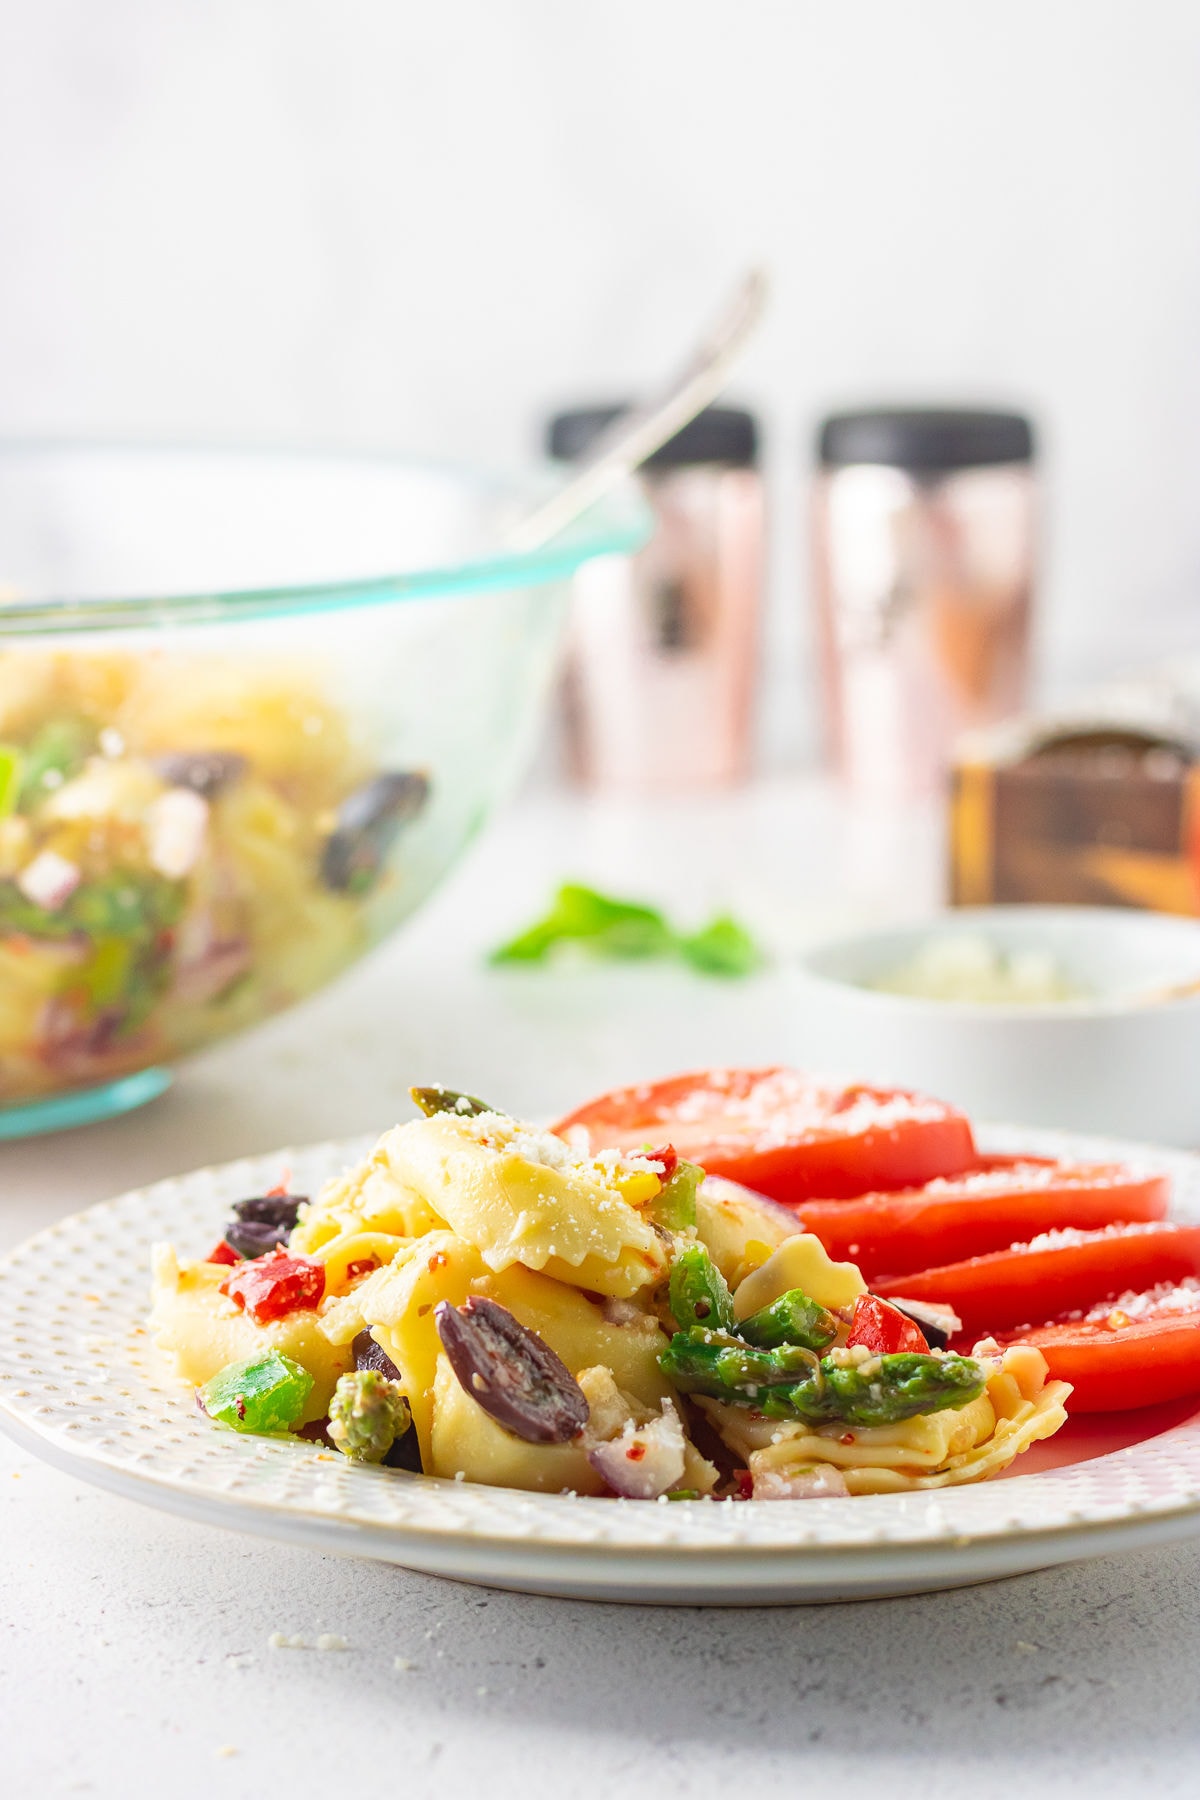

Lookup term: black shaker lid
[547,403,758,469]
[818,408,1034,473]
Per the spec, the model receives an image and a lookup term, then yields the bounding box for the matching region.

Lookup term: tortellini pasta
[151,1099,1071,1501]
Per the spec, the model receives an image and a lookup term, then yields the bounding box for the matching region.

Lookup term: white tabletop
[3,775,1198,1798]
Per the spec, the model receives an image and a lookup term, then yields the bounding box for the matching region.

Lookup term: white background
[2,1,1200,759]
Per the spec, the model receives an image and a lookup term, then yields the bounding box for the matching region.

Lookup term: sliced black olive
[352,1327,402,1382]
[434,1296,589,1444]
[152,750,248,797]
[880,1295,961,1350]
[320,770,430,894]
[410,1085,495,1120]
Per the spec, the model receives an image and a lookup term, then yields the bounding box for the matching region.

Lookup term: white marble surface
[2,777,1199,1796]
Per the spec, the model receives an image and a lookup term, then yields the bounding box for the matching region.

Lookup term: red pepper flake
[625,1441,647,1461]
[220,1249,325,1324]
[207,1239,241,1267]
[428,1252,448,1272]
[734,1470,755,1500]
[344,1258,378,1282]
[840,1432,856,1445]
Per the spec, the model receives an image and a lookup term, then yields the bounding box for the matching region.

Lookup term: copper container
[548,405,763,789]
[813,408,1037,798]
[950,679,1200,914]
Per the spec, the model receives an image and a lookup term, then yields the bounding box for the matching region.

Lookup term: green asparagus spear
[410,1085,496,1120]
[327,1368,413,1463]
[762,1353,986,1427]
[738,1288,839,1352]
[668,1246,737,1334]
[661,1336,986,1427]
[660,1326,819,1393]
[650,1158,703,1231]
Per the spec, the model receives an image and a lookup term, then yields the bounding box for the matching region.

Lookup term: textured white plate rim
[3,1124,1200,1601]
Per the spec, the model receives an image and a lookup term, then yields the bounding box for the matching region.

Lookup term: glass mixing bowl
[0,443,647,1137]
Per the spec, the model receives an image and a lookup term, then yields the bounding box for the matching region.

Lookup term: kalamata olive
[352,1327,402,1382]
[232,1195,305,1230]
[383,1428,423,1472]
[320,770,430,894]
[152,750,248,797]
[435,1296,590,1444]
[410,1085,494,1120]
[224,1220,289,1259]
[221,1194,305,1260]
[350,1330,419,1467]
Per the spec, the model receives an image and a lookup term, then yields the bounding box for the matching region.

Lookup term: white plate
[3,1126,1200,1605]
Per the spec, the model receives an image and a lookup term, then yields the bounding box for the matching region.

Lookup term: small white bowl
[790,906,1200,1147]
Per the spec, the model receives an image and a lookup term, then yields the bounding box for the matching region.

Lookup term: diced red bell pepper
[846,1293,930,1355]
[207,1239,241,1267]
[649,1144,679,1184]
[220,1248,325,1323]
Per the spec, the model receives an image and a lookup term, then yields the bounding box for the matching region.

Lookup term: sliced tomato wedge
[792,1158,1171,1280]
[996,1283,1200,1411]
[876,1222,1200,1337]
[553,1067,977,1204]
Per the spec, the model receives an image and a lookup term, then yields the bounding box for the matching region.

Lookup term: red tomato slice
[997,1283,1200,1411]
[553,1067,977,1204]
[793,1159,1171,1280]
[876,1222,1200,1337]
[846,1294,930,1354]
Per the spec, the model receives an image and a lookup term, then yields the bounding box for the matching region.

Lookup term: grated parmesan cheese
[1019,1221,1173,1252]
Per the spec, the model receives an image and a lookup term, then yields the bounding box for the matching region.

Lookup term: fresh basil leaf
[489,883,763,978]
[677,914,762,977]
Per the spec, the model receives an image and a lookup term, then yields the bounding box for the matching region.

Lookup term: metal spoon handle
[505,267,767,553]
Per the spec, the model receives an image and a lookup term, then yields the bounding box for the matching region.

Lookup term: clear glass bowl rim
[0,438,651,637]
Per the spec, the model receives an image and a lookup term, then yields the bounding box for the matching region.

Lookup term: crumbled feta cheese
[16,849,81,911]
[146,787,209,879]
[586,1402,686,1500]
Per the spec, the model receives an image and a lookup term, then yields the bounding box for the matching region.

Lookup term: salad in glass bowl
[0,443,645,1133]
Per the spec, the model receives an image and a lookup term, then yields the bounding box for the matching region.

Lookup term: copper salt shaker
[548,405,763,789]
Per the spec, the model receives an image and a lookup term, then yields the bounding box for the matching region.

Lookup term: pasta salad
[0,649,428,1102]
[150,1079,1078,1500]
